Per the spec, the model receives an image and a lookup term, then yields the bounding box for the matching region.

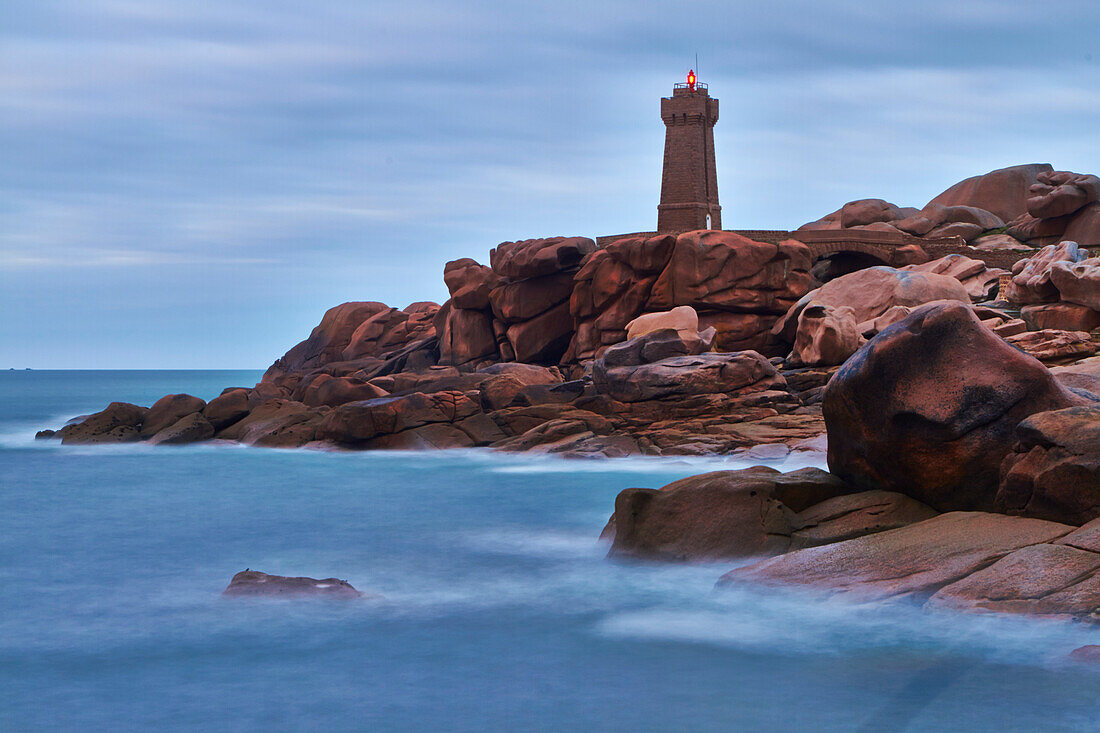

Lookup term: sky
[2,1,1100,368]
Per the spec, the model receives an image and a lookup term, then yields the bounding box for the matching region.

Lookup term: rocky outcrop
[789,490,938,550]
[901,254,1005,301]
[605,467,854,561]
[719,512,1073,600]
[1004,329,1098,362]
[823,302,1085,512]
[996,406,1100,525]
[147,412,215,445]
[57,402,148,445]
[139,393,206,438]
[437,258,500,367]
[1020,303,1100,333]
[1027,171,1100,220]
[928,164,1052,223]
[1050,257,1100,311]
[1004,241,1087,304]
[488,236,596,363]
[203,389,250,430]
[772,265,970,365]
[222,570,365,599]
[569,231,812,360]
[264,301,389,380]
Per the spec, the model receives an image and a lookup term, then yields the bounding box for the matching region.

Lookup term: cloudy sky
[3,1,1099,367]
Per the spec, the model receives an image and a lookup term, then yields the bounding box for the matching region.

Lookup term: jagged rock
[505,300,574,364]
[59,402,148,445]
[223,570,365,599]
[823,302,1085,511]
[789,490,938,550]
[1005,329,1098,362]
[928,163,1053,223]
[926,543,1099,622]
[1021,303,1100,333]
[996,406,1100,525]
[203,389,251,430]
[600,328,709,369]
[1004,241,1087,304]
[719,512,1073,600]
[140,393,206,438]
[1027,171,1100,220]
[148,412,215,445]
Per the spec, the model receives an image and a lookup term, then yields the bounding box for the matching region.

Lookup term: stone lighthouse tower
[657,70,721,232]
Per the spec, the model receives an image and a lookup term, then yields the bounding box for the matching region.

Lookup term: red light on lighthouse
[687,69,696,91]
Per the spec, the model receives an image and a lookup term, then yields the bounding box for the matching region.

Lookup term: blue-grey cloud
[2,0,1099,366]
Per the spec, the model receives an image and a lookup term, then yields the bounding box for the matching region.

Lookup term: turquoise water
[1,371,1098,731]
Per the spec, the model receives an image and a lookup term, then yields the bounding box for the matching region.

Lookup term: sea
[1,370,1098,732]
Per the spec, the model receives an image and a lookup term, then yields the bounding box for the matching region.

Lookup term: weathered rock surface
[928,163,1053,223]
[264,301,389,379]
[570,232,812,359]
[216,400,328,448]
[148,412,215,445]
[59,402,148,445]
[319,391,480,445]
[1020,303,1100,333]
[789,304,865,367]
[140,393,206,438]
[1005,329,1098,362]
[1050,257,1100,311]
[926,543,1099,621]
[203,389,251,430]
[901,254,1005,302]
[605,467,853,561]
[1027,171,1100,220]
[823,302,1085,511]
[719,512,1073,600]
[1004,241,1087,304]
[996,406,1100,525]
[222,570,365,599]
[594,350,782,403]
[789,490,938,550]
[773,266,970,351]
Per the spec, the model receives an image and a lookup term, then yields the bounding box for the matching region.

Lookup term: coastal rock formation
[222,570,365,599]
[719,512,1073,600]
[1020,303,1100,333]
[604,467,855,561]
[788,490,938,550]
[203,389,250,430]
[996,406,1100,525]
[488,236,596,363]
[569,231,812,360]
[772,265,971,364]
[1026,171,1100,220]
[58,402,147,445]
[823,302,1085,511]
[147,412,215,445]
[140,394,206,438]
[594,347,781,403]
[925,542,1100,621]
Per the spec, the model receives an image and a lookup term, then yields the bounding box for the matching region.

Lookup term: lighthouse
[657,70,721,232]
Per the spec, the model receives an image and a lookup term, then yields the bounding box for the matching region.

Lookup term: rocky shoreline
[38,163,1100,629]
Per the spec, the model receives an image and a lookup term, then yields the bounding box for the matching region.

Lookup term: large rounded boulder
[822,302,1086,511]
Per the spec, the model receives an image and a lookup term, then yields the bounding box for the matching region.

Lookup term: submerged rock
[222,570,365,599]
